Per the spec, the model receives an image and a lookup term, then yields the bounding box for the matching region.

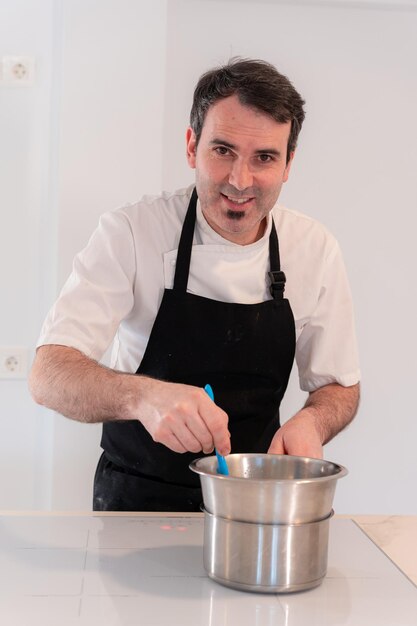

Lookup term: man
[30,58,360,512]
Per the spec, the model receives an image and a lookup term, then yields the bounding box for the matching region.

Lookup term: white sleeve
[37,209,136,361]
[295,240,361,392]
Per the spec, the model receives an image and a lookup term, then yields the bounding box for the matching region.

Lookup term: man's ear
[186,127,197,168]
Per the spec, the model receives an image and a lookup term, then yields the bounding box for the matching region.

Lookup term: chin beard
[226,209,245,220]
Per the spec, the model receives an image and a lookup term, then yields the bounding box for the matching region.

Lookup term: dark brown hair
[190,58,306,163]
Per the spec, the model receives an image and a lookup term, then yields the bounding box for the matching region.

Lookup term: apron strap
[173,187,286,299]
[268,220,287,300]
[173,187,197,293]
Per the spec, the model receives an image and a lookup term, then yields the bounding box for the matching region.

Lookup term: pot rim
[202,506,335,527]
[190,453,348,484]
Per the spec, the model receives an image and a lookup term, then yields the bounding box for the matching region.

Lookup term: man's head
[190,58,305,165]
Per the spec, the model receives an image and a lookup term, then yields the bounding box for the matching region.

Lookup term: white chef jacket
[37,185,360,392]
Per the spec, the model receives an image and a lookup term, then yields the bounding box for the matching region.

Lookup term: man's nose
[228,159,253,191]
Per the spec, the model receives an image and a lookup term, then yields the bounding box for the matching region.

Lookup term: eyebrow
[210,137,282,157]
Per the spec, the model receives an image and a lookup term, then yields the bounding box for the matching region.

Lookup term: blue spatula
[204,384,229,475]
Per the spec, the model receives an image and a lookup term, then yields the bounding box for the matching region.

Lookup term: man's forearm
[29,345,138,423]
[304,382,360,445]
[29,344,231,455]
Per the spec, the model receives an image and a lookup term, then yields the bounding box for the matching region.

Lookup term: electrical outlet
[0,347,29,379]
[2,56,35,85]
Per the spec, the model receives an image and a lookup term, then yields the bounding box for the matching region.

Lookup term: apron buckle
[269,270,286,298]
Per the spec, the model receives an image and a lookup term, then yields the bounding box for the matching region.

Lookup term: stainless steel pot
[190,453,347,524]
[203,508,333,593]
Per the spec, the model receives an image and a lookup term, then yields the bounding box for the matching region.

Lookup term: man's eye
[215,146,230,156]
[258,154,273,163]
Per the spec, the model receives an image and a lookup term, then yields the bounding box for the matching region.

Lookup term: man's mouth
[221,193,254,208]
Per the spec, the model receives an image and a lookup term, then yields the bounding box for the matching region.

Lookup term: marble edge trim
[351,519,417,590]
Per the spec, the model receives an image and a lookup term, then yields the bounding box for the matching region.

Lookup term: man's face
[186,95,294,245]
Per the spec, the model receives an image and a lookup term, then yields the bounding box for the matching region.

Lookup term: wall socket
[0,347,29,379]
[0,56,35,85]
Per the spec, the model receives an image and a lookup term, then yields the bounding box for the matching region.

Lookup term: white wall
[1,0,416,513]
[0,0,56,509]
[52,0,168,509]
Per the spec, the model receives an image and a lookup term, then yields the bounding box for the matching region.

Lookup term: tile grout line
[78,528,90,617]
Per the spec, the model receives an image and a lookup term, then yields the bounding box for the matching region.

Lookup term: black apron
[93,188,296,511]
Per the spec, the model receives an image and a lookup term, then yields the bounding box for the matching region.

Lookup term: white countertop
[0,512,416,625]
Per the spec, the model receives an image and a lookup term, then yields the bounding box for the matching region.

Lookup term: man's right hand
[132,377,231,456]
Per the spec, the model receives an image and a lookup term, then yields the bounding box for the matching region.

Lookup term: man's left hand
[267,382,360,459]
[268,409,323,459]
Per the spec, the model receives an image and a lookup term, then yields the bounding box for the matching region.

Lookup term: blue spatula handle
[215,450,230,476]
[204,384,229,476]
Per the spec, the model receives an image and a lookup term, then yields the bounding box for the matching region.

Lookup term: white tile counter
[0,512,415,625]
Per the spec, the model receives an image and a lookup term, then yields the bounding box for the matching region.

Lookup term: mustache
[220,186,257,198]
